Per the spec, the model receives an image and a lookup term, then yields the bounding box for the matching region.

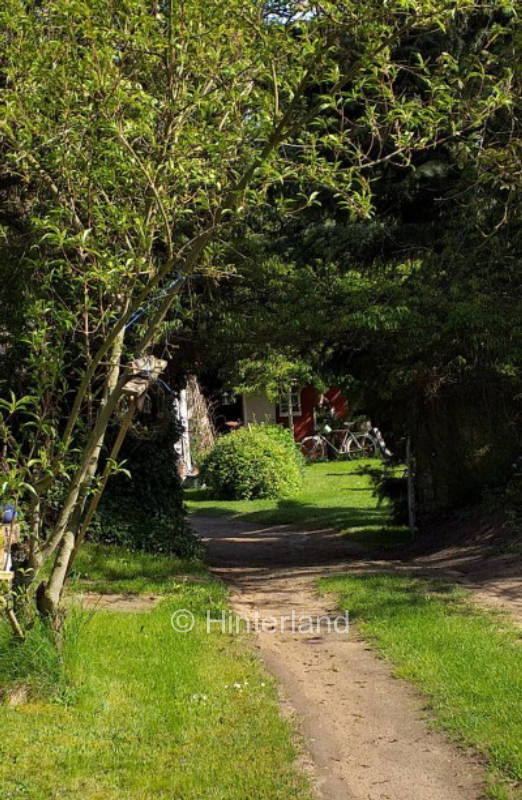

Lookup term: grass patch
[187,459,409,548]
[0,614,81,703]
[320,573,522,799]
[0,548,312,800]
[68,542,207,595]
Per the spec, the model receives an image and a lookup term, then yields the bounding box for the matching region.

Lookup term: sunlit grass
[186,459,409,547]
[0,549,312,800]
[69,542,207,595]
[320,573,522,800]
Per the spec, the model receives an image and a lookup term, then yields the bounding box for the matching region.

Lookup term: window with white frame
[278,388,302,417]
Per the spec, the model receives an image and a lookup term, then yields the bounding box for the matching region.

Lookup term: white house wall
[243,393,276,425]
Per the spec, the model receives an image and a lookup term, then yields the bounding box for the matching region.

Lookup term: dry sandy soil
[192,514,521,800]
[73,592,162,612]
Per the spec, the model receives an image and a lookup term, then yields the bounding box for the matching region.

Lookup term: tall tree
[177,3,521,515]
[0,0,515,629]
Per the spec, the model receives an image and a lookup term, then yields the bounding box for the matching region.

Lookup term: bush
[366,464,409,524]
[202,424,303,500]
[91,413,201,558]
[91,496,201,558]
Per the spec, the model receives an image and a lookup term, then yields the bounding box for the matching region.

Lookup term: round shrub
[203,424,303,500]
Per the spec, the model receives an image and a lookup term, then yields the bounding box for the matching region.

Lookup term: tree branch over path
[0,0,516,627]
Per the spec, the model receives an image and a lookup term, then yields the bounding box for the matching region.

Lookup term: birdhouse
[122,355,168,398]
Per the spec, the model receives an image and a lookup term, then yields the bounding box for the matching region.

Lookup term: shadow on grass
[188,459,410,562]
[189,494,408,546]
[321,573,469,622]
[324,471,370,477]
[69,543,207,594]
[191,496,387,525]
[194,508,410,570]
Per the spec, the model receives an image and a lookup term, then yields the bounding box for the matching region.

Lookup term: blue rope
[121,273,186,330]
[157,378,173,395]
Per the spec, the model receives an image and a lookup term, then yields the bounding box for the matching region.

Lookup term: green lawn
[0,548,312,800]
[320,573,522,800]
[68,542,208,595]
[187,459,409,548]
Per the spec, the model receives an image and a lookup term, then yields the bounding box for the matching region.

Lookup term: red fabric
[325,386,349,421]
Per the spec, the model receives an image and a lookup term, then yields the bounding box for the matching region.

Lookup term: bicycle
[299,423,378,461]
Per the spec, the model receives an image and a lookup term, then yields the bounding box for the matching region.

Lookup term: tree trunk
[35,399,137,622]
[36,531,75,620]
[406,436,416,536]
[68,399,136,570]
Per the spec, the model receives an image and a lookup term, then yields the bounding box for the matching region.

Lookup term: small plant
[505,458,522,543]
[365,463,409,524]
[202,424,303,500]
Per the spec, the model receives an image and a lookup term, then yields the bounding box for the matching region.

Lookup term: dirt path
[192,516,486,800]
[405,549,522,626]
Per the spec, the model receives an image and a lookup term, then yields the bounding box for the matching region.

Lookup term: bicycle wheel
[300,436,326,461]
[338,432,352,456]
[358,434,377,457]
[347,434,377,459]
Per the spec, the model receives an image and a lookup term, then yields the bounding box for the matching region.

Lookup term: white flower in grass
[190,693,208,703]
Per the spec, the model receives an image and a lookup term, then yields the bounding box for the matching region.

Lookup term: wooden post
[406,436,416,537]
[287,389,294,439]
[1,523,22,638]
[1,522,19,571]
